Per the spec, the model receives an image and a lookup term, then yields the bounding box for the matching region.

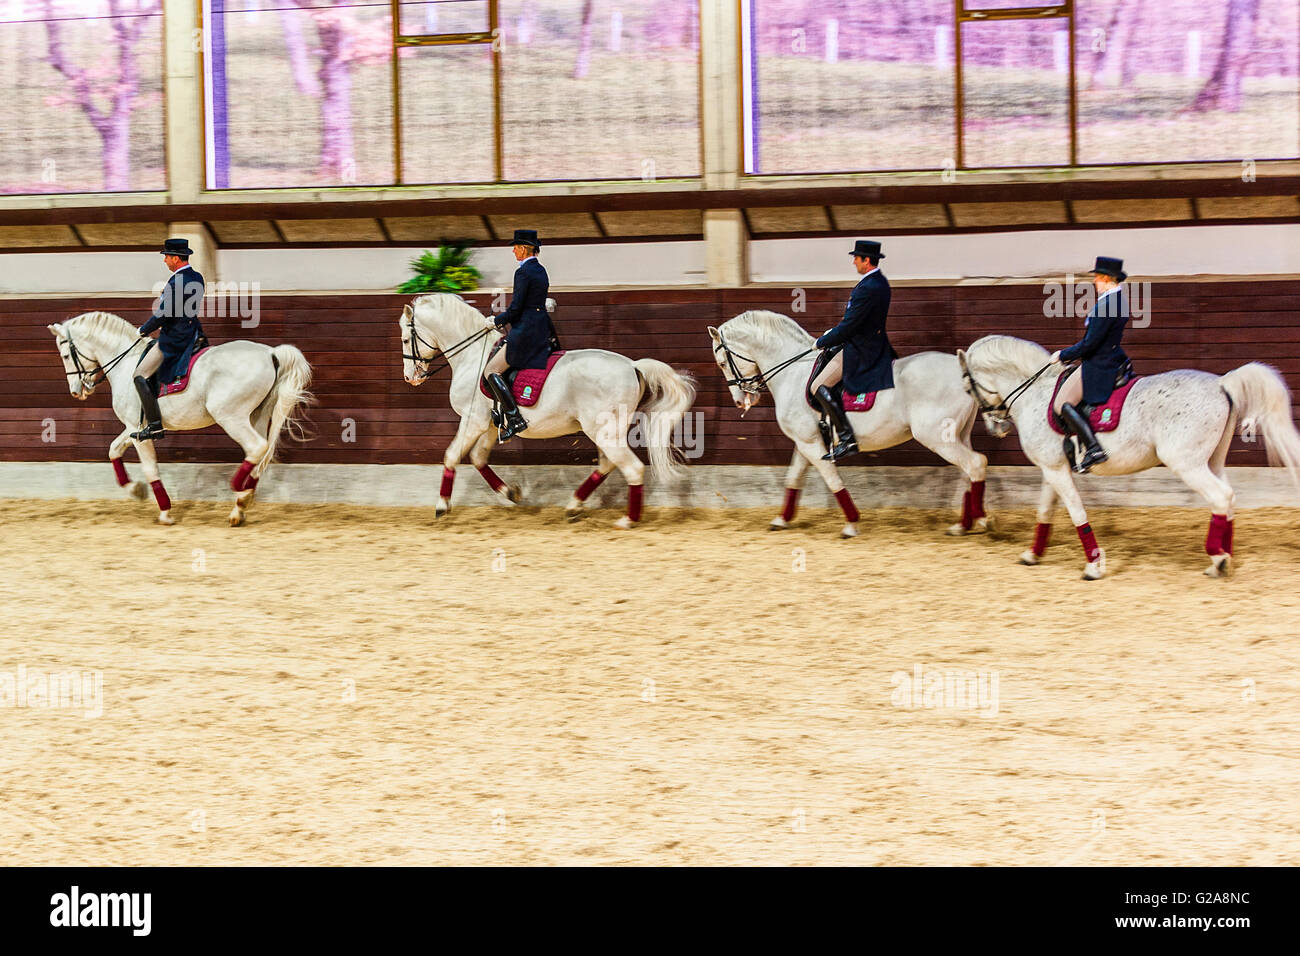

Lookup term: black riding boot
[130,375,165,442]
[815,386,858,461]
[486,373,528,441]
[1060,402,1107,473]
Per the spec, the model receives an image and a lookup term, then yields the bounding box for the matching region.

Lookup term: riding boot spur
[1060,402,1108,473]
[486,372,528,441]
[815,386,858,461]
[130,375,166,442]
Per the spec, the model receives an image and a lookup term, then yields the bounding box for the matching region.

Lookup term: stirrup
[1076,446,1108,474]
[131,424,165,442]
[822,434,858,461]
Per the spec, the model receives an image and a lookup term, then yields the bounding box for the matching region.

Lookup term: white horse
[958,334,1300,579]
[708,310,990,538]
[47,311,313,526]
[401,294,696,527]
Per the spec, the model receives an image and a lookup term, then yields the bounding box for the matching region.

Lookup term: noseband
[58,328,143,392]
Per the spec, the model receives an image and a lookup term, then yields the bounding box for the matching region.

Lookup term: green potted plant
[397,242,482,294]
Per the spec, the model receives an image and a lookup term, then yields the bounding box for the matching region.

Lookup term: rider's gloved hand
[1050,351,1062,363]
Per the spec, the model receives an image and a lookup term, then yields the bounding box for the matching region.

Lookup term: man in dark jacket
[484,229,555,440]
[1050,256,1131,473]
[810,239,898,460]
[131,238,206,441]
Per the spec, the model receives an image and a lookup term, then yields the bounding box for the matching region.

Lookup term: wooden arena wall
[6,283,1299,469]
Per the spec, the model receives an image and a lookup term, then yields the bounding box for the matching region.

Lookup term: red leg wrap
[1032,522,1052,557]
[231,459,255,492]
[834,488,860,523]
[627,484,644,522]
[1224,519,1234,555]
[960,491,973,530]
[575,469,608,502]
[244,475,259,491]
[969,480,986,518]
[1076,523,1101,563]
[477,464,506,492]
[781,488,800,522]
[111,458,129,486]
[1205,514,1230,556]
[150,480,171,511]
[439,467,455,499]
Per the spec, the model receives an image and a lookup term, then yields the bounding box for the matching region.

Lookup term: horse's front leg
[468,429,518,504]
[797,437,860,539]
[131,437,174,525]
[437,413,491,517]
[1019,474,1059,566]
[1039,465,1104,579]
[109,429,147,500]
[769,446,811,530]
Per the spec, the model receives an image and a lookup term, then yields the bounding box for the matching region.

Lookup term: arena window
[0,0,165,195]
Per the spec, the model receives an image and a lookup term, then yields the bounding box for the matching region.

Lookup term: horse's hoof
[1019,550,1039,566]
[840,523,858,539]
[1205,553,1232,578]
[946,522,967,536]
[971,515,993,534]
[565,506,587,522]
[769,516,788,530]
[229,509,245,527]
[501,484,521,504]
[128,481,148,500]
[434,498,449,517]
[1082,549,1106,580]
[157,510,175,526]
[614,516,636,530]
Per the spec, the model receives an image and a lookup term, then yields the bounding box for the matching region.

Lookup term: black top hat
[510,229,540,249]
[849,239,885,260]
[161,238,194,257]
[1090,256,1127,281]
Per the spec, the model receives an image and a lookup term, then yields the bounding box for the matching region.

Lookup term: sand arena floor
[1,497,1298,866]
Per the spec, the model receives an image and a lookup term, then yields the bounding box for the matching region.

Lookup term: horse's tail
[257,345,315,474]
[632,358,696,483]
[1220,362,1300,495]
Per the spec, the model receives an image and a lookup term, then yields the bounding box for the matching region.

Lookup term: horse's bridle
[57,327,143,393]
[403,315,492,379]
[962,355,1055,423]
[712,331,814,394]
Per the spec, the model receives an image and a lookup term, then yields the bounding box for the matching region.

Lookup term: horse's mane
[967,334,1051,377]
[412,293,485,340]
[719,310,814,352]
[67,310,136,342]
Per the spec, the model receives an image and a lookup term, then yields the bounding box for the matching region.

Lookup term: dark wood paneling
[10,284,1299,469]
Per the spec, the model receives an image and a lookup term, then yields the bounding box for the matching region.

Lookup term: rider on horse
[131,238,207,442]
[809,239,898,461]
[484,228,559,441]
[1050,256,1132,474]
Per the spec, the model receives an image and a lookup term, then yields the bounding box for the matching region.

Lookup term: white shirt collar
[1098,284,1121,299]
[860,267,879,278]
[520,255,537,265]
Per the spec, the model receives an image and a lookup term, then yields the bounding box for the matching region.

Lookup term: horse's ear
[401,304,413,321]
[956,348,968,371]
[706,326,720,343]
[47,323,62,336]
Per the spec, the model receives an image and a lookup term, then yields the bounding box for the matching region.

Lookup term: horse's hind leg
[769,447,811,530]
[565,450,613,521]
[1175,463,1237,578]
[592,436,646,530]
[213,415,271,527]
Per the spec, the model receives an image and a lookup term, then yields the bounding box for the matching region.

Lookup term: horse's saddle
[1049,360,1140,436]
[803,346,877,412]
[478,340,567,408]
[138,334,212,397]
